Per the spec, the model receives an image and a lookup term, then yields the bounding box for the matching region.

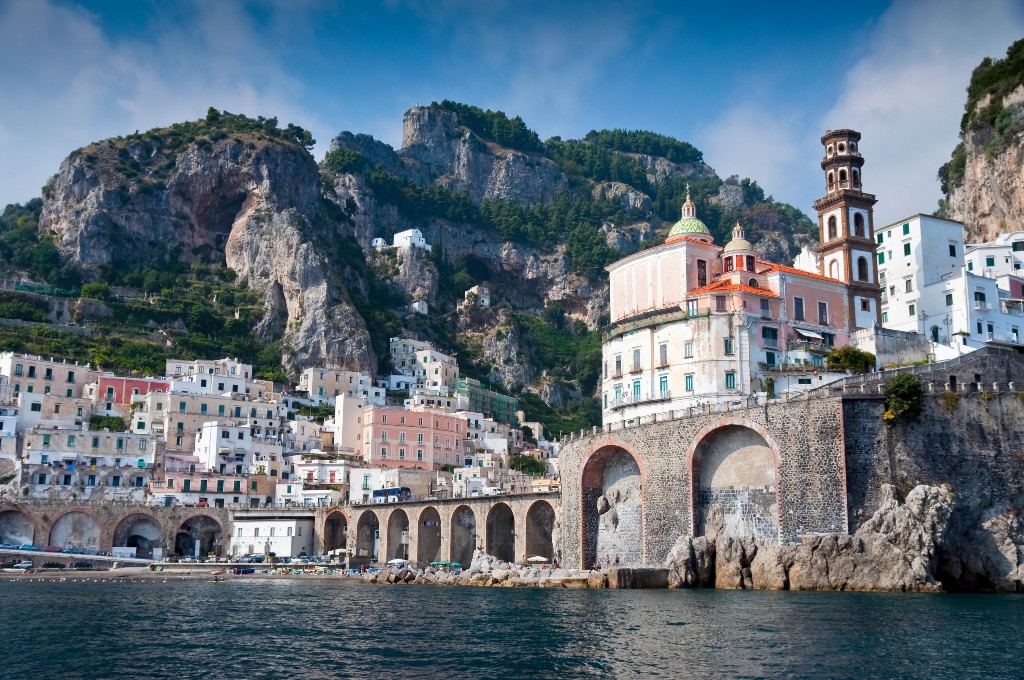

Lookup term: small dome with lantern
[666,187,713,244]
[722,222,754,254]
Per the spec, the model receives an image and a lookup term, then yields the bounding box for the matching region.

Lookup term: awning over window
[794,328,824,340]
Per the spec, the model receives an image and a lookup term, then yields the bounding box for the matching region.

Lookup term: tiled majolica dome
[666,187,713,244]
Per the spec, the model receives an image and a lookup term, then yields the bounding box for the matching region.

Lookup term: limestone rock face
[41,136,375,373]
[665,484,954,592]
[400,106,566,206]
[946,85,1024,241]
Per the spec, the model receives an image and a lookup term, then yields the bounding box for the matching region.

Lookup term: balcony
[629,364,642,375]
[974,301,991,311]
[609,390,672,410]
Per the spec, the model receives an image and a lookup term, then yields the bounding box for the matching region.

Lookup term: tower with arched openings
[813,129,882,331]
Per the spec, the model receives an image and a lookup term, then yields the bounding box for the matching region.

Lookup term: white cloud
[821,0,1024,225]
[697,104,812,205]
[0,0,329,207]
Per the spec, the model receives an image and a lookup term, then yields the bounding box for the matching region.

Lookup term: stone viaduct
[0,493,559,567]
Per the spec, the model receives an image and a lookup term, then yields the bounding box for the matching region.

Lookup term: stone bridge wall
[0,501,232,554]
[558,396,848,568]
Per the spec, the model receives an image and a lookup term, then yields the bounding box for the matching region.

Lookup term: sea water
[2,578,1022,679]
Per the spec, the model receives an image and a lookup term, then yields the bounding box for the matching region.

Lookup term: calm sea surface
[1,577,1022,679]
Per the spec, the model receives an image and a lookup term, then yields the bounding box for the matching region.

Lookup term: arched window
[827,215,837,240]
[931,326,940,343]
[748,278,758,288]
[839,169,848,183]
[857,256,869,281]
[854,213,865,237]
[827,171,835,188]
[829,261,839,279]
[838,143,846,153]
[852,169,860,187]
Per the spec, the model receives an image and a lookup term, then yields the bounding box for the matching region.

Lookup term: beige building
[297,367,380,405]
[0,352,102,398]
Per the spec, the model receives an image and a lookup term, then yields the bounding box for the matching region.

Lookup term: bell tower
[812,129,881,331]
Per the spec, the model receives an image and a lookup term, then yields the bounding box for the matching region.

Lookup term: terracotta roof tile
[759,261,844,284]
[689,280,780,298]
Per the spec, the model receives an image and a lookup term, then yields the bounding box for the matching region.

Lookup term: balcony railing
[610,390,672,410]
[974,301,991,311]
[629,364,642,374]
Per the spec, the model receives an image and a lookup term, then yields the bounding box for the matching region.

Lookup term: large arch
[691,424,780,541]
[175,515,222,557]
[416,507,442,566]
[48,511,101,551]
[524,500,555,562]
[355,511,379,563]
[486,503,516,563]
[0,508,37,545]
[112,514,162,558]
[324,511,348,553]
[581,444,645,568]
[449,505,476,567]
[386,509,409,562]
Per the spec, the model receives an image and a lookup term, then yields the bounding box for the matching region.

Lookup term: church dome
[722,222,753,253]
[666,187,713,243]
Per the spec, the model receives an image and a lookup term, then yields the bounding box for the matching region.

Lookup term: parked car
[65,547,85,555]
[41,562,65,569]
[0,543,16,550]
[43,546,63,553]
[18,544,40,551]
[14,561,33,569]
[72,561,93,570]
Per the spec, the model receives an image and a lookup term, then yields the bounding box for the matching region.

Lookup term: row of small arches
[827,213,866,239]
[827,168,861,188]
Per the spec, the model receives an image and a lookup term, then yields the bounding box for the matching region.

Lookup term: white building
[164,357,253,382]
[372,228,432,253]
[877,214,1024,355]
[230,516,315,558]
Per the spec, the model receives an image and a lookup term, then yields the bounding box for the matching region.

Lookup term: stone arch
[175,515,222,557]
[355,511,379,563]
[386,509,409,562]
[0,508,38,545]
[416,507,442,565]
[854,212,865,236]
[827,215,837,239]
[857,256,869,282]
[48,510,102,551]
[580,442,645,568]
[112,513,163,558]
[485,503,515,563]
[449,505,476,567]
[324,510,348,553]
[689,422,781,542]
[829,260,839,279]
[524,500,555,562]
[839,168,848,182]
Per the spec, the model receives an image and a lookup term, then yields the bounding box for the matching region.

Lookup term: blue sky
[1,0,1022,225]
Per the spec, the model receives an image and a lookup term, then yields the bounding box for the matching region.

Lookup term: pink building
[96,376,171,405]
[362,406,463,470]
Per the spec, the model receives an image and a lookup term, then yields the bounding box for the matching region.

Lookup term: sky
[0,0,1022,225]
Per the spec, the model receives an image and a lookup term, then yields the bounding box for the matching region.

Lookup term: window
[762,327,778,348]
[686,299,699,317]
[909,304,916,316]
[765,351,776,367]
[905,279,913,293]
[857,257,868,281]
[854,213,865,237]
[760,299,770,318]
[725,372,736,390]
[723,338,734,355]
[968,261,974,271]
[793,297,805,321]
[903,243,911,257]
[724,257,734,272]
[945,293,954,306]
[878,252,885,265]
[984,256,996,268]
[614,355,622,375]
[14,364,22,376]
[659,375,669,397]
[949,244,957,257]
[716,296,727,312]
[683,341,693,358]
[67,435,75,447]
[632,381,640,399]
[827,215,837,239]
[685,374,694,391]
[902,223,910,235]
[860,299,870,312]
[30,402,41,412]
[882,311,888,323]
[658,343,668,367]
[1014,328,1019,343]
[876,233,883,245]
[696,259,708,287]
[632,348,641,371]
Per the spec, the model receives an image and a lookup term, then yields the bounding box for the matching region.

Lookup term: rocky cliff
[665,483,952,592]
[38,115,374,373]
[940,39,1024,241]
